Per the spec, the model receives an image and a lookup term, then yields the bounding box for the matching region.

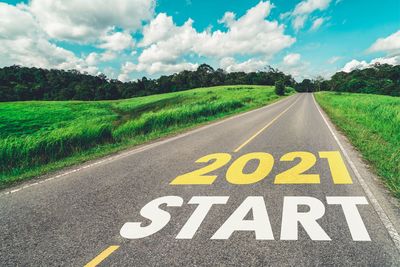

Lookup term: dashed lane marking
[84,245,120,267]
[234,95,302,152]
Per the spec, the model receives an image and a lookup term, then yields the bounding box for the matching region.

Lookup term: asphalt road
[1,93,399,266]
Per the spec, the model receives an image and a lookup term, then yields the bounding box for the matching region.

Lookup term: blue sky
[0,0,399,81]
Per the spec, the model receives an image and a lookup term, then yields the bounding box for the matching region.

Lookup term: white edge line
[312,93,400,252]
[1,94,298,197]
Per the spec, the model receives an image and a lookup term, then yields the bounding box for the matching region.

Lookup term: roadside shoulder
[313,93,400,240]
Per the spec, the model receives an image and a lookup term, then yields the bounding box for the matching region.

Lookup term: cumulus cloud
[286,0,331,31]
[100,51,117,62]
[0,3,97,73]
[341,56,400,72]
[195,1,295,57]
[370,56,400,65]
[368,30,400,55]
[280,53,310,80]
[218,12,236,27]
[327,56,341,64]
[293,16,307,31]
[142,1,295,58]
[138,16,197,66]
[283,53,301,66]
[118,61,198,81]
[0,3,39,39]
[140,13,177,47]
[85,50,119,66]
[0,1,150,74]
[120,1,295,78]
[219,57,268,72]
[98,31,135,51]
[279,11,291,20]
[310,17,324,31]
[28,0,155,42]
[341,59,369,72]
[292,0,331,16]
[2,0,299,80]
[342,30,400,72]
[85,52,99,66]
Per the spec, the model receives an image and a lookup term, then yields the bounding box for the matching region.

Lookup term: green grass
[0,85,294,188]
[315,92,400,198]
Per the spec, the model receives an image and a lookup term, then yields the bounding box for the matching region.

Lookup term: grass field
[315,92,400,198]
[0,85,293,188]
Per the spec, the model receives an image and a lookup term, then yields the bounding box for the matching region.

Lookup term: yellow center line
[84,245,120,267]
[233,95,302,152]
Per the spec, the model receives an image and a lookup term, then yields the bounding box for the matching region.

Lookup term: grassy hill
[315,92,400,198]
[0,85,293,188]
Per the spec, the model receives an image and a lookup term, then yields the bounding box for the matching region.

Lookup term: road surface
[1,93,399,266]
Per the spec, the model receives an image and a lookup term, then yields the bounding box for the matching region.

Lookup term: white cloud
[279,53,311,80]
[100,51,117,62]
[118,62,137,81]
[147,1,295,58]
[283,53,301,66]
[293,16,307,31]
[85,50,118,66]
[292,0,331,16]
[98,31,135,51]
[341,59,369,72]
[370,56,400,65]
[310,17,324,31]
[327,56,341,64]
[28,0,155,42]
[118,61,198,81]
[118,1,295,80]
[196,1,295,57]
[1,0,297,79]
[0,1,144,74]
[102,67,118,79]
[85,52,99,66]
[140,13,177,47]
[130,1,295,77]
[218,12,236,27]
[341,56,400,72]
[289,0,331,31]
[341,30,400,73]
[0,3,97,74]
[368,30,400,55]
[279,11,291,20]
[0,3,39,39]
[219,57,268,72]
[138,16,197,65]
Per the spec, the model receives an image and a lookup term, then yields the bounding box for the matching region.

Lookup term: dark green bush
[275,81,285,96]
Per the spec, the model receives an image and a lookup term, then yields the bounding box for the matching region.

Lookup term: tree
[313,76,325,92]
[295,79,313,92]
[3,63,397,102]
[275,80,285,96]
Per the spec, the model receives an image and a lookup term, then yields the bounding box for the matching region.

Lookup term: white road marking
[312,93,400,252]
[1,94,298,197]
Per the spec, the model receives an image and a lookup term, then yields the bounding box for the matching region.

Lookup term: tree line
[0,64,294,101]
[295,63,399,96]
[0,63,398,102]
